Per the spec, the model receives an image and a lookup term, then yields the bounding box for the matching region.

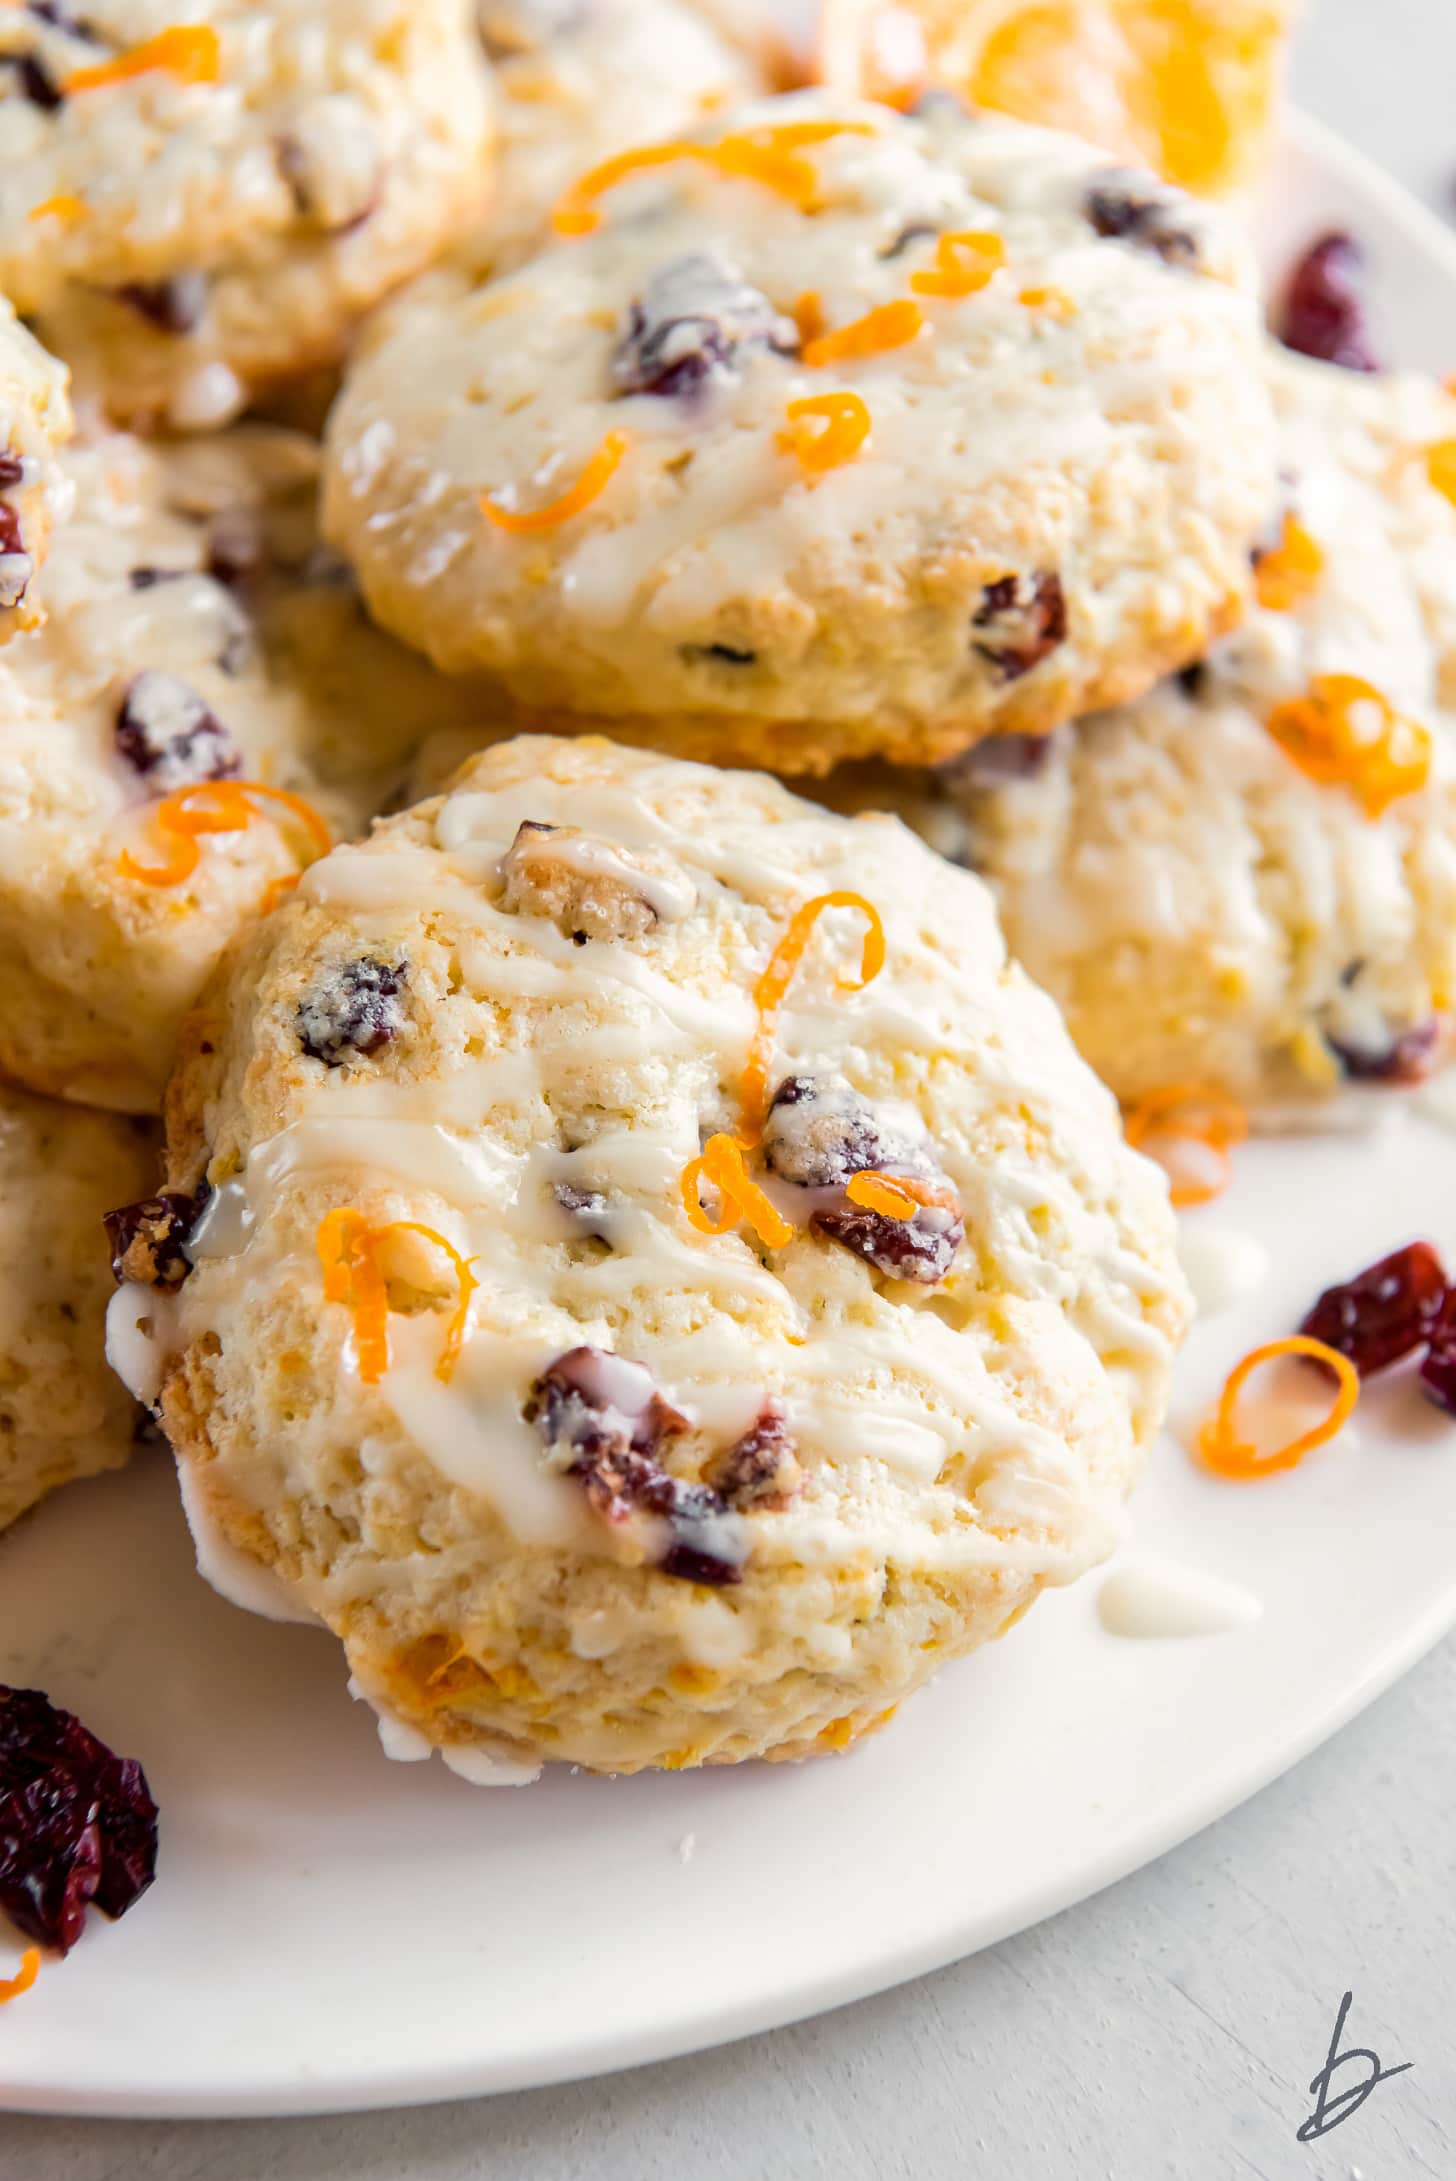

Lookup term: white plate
[6,111,1456,2119]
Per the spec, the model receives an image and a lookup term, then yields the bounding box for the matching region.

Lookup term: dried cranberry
[612,254,798,399]
[1299,1241,1448,1377]
[762,1076,964,1284]
[1418,1288,1456,1415]
[1328,1020,1439,1086]
[114,671,242,793]
[114,274,208,336]
[879,220,941,261]
[0,451,24,491]
[938,730,1056,785]
[0,1686,158,1954]
[554,1181,611,1241]
[296,958,408,1066]
[1086,173,1200,266]
[703,1403,801,1510]
[2,49,63,108]
[526,1347,743,1585]
[103,1190,204,1290]
[1277,232,1380,372]
[972,570,1067,682]
[27,1,101,37]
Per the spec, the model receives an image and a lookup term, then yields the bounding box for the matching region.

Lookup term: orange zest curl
[27,192,85,225]
[802,297,923,368]
[909,229,1005,299]
[778,391,871,475]
[844,1171,960,1222]
[1265,673,1432,820]
[1426,439,1456,506]
[1123,1081,1248,1209]
[64,24,220,92]
[117,780,331,889]
[1253,511,1325,612]
[0,1949,40,2007]
[316,1212,478,1387]
[1196,1336,1359,1481]
[551,120,874,237]
[740,890,885,1143]
[792,290,826,347]
[481,429,630,533]
[258,871,301,917]
[681,1133,795,1249]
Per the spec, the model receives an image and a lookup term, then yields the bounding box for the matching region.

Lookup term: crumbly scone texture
[0,302,72,643]
[323,91,1274,775]
[838,354,1456,1108]
[0,425,489,1114]
[152,734,1190,1776]
[0,1078,156,1533]
[0,0,493,429]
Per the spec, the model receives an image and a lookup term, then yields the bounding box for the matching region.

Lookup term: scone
[832,355,1456,1108]
[466,0,751,278]
[323,91,1275,775]
[0,302,72,643]
[0,1080,156,1534]
[0,0,493,429]
[0,426,484,1114]
[817,1,1295,196]
[122,734,1191,1777]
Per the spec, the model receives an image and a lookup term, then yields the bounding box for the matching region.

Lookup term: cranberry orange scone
[130,735,1191,1778]
[323,92,1274,775]
[0,427,482,1114]
[0,301,72,644]
[0,0,493,430]
[840,356,1456,1108]
[0,1081,156,1534]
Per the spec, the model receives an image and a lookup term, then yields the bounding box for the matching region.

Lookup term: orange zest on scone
[1264,674,1432,819]
[1197,1337,1359,1480]
[681,1134,796,1247]
[844,1171,962,1221]
[803,298,924,367]
[481,431,631,533]
[317,1211,478,1386]
[117,782,332,889]
[1123,1081,1247,1208]
[63,24,220,93]
[778,391,872,474]
[551,120,877,237]
[741,891,885,1140]
[909,229,1005,298]
[1253,511,1324,610]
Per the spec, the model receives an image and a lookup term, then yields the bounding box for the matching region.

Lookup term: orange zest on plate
[0,1948,40,2007]
[740,890,885,1142]
[909,229,1005,299]
[802,297,924,367]
[1253,511,1324,611]
[844,1171,960,1222]
[481,429,630,533]
[550,120,874,237]
[117,781,331,889]
[1122,1080,1248,1208]
[27,192,86,225]
[1196,1336,1359,1481]
[316,1212,478,1386]
[681,1134,795,1249]
[1264,672,1432,819]
[778,391,871,475]
[64,23,220,92]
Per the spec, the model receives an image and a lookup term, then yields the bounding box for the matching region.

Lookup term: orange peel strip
[682,1133,795,1249]
[481,429,630,534]
[551,121,873,237]
[1197,1336,1359,1481]
[1253,512,1325,612]
[802,297,923,368]
[741,890,885,1142]
[0,1949,40,2007]
[316,1213,477,1386]
[778,391,871,475]
[909,229,1005,299]
[1265,673,1432,820]
[64,24,219,92]
[118,780,331,888]
[27,192,85,224]
[844,1170,960,1222]
[1426,438,1456,506]
[1123,1081,1248,1209]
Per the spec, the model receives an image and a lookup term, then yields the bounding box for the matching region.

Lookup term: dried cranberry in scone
[497,818,695,942]
[1277,232,1380,372]
[297,957,410,1066]
[972,572,1067,683]
[113,671,243,793]
[761,1076,964,1283]
[103,1190,206,1292]
[114,274,209,337]
[702,1403,802,1511]
[0,496,32,612]
[1328,1019,1440,1086]
[611,253,799,399]
[1086,172,1201,267]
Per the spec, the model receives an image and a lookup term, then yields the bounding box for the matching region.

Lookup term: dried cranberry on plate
[1277,232,1380,372]
[1298,1242,1447,1377]
[0,1686,159,1954]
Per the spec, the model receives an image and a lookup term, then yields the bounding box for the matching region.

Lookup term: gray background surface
[6,3,1456,2174]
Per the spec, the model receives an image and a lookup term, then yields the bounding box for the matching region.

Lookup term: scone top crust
[324,91,1275,774]
[0,301,72,642]
[931,353,1456,1105]
[0,0,493,424]
[0,425,484,1112]
[154,734,1190,1772]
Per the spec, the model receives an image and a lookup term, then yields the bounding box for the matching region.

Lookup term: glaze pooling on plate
[141,734,1190,1777]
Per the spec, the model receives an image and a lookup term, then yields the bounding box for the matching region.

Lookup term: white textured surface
[12,3,1456,2171]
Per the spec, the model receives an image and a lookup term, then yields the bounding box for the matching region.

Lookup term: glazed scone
[0,1080,156,1534]
[0,427,485,1114]
[835,355,1456,1108]
[323,91,1275,775]
[0,0,493,429]
[0,302,72,643]
[129,734,1191,1778]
